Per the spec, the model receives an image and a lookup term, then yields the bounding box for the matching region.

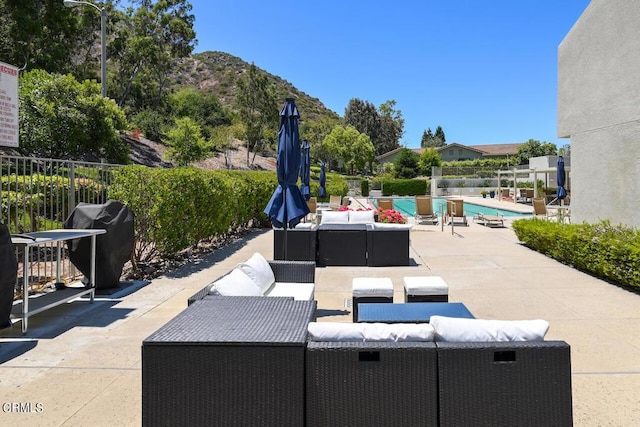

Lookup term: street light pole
[64,0,107,97]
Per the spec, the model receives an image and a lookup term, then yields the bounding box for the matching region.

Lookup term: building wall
[438,146,483,162]
[558,0,640,228]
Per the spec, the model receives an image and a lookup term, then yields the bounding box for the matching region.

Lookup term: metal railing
[1,154,120,291]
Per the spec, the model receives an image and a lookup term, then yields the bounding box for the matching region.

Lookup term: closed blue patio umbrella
[557,156,567,201]
[264,98,310,229]
[318,161,327,198]
[300,140,311,201]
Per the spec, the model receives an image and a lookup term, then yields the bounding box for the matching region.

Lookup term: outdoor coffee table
[356,302,474,323]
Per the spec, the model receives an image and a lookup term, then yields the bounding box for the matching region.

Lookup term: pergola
[496,166,571,204]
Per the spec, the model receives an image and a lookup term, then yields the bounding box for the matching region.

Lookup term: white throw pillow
[208,268,262,296]
[307,322,434,342]
[430,316,549,342]
[308,322,365,341]
[348,210,375,224]
[238,252,275,294]
[294,222,314,229]
[320,210,350,224]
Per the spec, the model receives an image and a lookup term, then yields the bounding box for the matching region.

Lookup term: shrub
[512,219,640,290]
[110,166,278,259]
[361,180,370,197]
[382,179,427,196]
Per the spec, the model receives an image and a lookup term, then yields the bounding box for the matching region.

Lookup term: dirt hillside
[126,135,276,171]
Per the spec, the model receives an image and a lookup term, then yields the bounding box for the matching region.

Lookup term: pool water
[375,197,532,218]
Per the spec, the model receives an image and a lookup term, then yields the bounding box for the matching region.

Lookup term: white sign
[0,60,19,147]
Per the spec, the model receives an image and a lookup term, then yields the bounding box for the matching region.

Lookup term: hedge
[512,218,640,290]
[382,179,428,196]
[108,166,349,259]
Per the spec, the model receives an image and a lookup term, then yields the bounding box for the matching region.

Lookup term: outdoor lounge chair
[377,199,394,211]
[533,197,556,220]
[473,212,504,228]
[306,197,317,222]
[329,195,342,210]
[446,199,468,226]
[415,195,438,224]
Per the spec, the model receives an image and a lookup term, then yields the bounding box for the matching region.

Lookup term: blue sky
[188,0,591,149]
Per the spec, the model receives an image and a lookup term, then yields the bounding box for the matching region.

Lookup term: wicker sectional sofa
[144,290,573,426]
[274,209,412,266]
[305,318,572,426]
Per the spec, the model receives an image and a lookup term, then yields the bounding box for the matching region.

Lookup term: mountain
[170,51,341,124]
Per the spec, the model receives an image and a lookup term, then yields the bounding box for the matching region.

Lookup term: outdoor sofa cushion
[238,252,276,294]
[320,210,350,224]
[430,316,549,342]
[348,210,375,224]
[209,268,262,297]
[266,282,315,301]
[307,322,435,342]
[368,223,412,230]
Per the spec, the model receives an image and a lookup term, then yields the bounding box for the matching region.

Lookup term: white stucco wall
[558,0,640,228]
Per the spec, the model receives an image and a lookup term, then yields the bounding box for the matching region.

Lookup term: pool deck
[1,212,640,426]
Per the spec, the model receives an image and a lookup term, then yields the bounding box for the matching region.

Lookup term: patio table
[11,229,106,333]
[357,302,474,323]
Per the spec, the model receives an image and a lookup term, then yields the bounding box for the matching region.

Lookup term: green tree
[209,123,245,169]
[421,128,434,148]
[345,98,379,142]
[321,125,374,174]
[163,117,211,166]
[131,107,168,141]
[0,0,82,73]
[344,127,375,174]
[168,87,233,139]
[419,148,442,176]
[18,69,129,163]
[515,139,558,165]
[109,0,196,108]
[434,126,446,144]
[377,100,404,155]
[300,116,342,164]
[235,63,278,167]
[394,148,420,179]
[421,126,445,147]
[345,98,403,157]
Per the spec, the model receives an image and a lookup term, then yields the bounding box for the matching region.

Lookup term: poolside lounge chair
[446,199,468,226]
[415,196,438,225]
[329,195,342,210]
[473,212,504,228]
[378,199,394,211]
[306,197,317,222]
[533,197,556,220]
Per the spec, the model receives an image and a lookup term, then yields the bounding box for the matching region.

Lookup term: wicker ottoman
[352,277,394,322]
[306,341,438,427]
[403,276,449,303]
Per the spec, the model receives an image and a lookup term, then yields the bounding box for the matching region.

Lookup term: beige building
[376,143,522,170]
[558,0,640,228]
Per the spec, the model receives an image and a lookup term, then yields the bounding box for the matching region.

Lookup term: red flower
[376,208,407,224]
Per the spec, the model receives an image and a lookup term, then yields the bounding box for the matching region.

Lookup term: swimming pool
[373,197,533,218]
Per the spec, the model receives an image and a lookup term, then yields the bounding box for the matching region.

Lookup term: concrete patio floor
[1,201,640,426]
